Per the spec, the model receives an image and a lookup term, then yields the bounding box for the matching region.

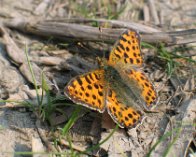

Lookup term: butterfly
[64,29,157,128]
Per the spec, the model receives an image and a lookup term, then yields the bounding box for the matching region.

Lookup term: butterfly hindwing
[124,68,157,109]
[106,89,143,128]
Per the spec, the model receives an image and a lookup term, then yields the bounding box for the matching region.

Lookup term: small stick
[148,0,160,25]
[143,5,150,23]
[35,120,57,152]
[160,9,164,26]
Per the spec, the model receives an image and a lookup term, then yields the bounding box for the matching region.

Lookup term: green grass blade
[62,106,81,136]
[162,127,181,157]
[24,44,40,105]
[141,42,156,49]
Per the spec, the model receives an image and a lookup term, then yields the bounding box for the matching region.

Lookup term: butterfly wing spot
[85,92,90,97]
[118,43,125,51]
[136,58,141,64]
[107,89,143,128]
[132,46,136,50]
[124,52,129,58]
[99,90,104,96]
[64,69,106,113]
[126,46,130,52]
[133,52,137,57]
[129,58,134,64]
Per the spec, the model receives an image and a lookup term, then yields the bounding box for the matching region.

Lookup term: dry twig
[148,0,160,25]
[4,18,196,46]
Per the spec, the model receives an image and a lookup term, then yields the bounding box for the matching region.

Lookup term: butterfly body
[64,29,157,128]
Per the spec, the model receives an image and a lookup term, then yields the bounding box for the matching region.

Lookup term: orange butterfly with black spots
[64,29,157,128]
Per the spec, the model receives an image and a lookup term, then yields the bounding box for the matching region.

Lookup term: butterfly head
[96,57,108,68]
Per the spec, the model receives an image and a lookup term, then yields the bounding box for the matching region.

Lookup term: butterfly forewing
[64,69,106,113]
[108,30,143,67]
